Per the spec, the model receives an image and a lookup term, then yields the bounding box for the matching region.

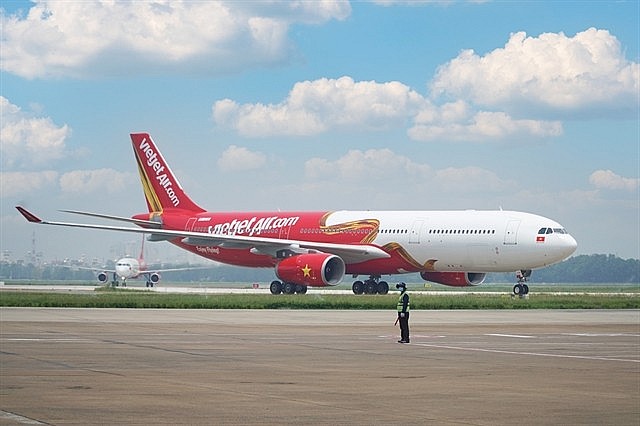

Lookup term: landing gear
[145,280,154,288]
[352,276,389,295]
[269,280,307,295]
[513,270,531,296]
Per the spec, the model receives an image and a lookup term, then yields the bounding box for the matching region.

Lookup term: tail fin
[130,133,205,213]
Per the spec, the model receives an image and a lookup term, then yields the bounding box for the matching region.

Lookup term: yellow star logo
[301,264,311,277]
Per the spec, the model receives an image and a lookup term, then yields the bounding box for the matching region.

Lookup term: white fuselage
[325,210,577,273]
[115,257,141,279]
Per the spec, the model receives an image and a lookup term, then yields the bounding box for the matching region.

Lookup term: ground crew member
[396,282,410,343]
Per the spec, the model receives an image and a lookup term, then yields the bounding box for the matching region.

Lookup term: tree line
[0,254,638,284]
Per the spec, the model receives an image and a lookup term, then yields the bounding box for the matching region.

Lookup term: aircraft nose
[560,234,578,258]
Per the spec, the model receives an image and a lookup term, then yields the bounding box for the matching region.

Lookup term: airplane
[16,132,577,296]
[78,237,202,287]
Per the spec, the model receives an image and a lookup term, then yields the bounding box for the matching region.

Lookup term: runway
[1,309,639,425]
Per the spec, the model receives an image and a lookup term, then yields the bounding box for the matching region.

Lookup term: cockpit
[538,227,568,235]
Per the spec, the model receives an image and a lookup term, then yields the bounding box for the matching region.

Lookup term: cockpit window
[538,227,569,235]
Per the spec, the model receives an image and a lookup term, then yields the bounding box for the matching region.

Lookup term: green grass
[0,291,637,309]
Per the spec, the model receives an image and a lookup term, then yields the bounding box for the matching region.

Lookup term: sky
[1,0,638,265]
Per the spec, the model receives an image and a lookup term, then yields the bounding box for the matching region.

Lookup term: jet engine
[420,271,486,287]
[276,253,345,287]
[97,272,109,283]
[149,273,161,284]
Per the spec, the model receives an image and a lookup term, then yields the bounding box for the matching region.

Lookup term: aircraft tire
[283,282,296,294]
[377,281,389,295]
[522,284,529,295]
[296,285,307,294]
[270,280,282,295]
[352,281,364,294]
[513,284,523,295]
[365,280,377,294]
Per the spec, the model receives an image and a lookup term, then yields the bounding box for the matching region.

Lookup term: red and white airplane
[81,237,198,287]
[16,132,577,295]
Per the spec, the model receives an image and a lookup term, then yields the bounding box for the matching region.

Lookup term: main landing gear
[513,269,531,296]
[352,276,389,295]
[269,280,308,295]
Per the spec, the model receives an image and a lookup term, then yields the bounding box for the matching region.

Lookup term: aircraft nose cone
[561,235,578,258]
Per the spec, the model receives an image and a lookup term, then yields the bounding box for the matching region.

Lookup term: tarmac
[1,308,638,425]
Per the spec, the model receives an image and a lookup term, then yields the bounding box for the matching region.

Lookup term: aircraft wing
[16,207,390,264]
[73,266,116,273]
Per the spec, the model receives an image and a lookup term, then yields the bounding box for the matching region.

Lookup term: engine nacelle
[276,253,345,287]
[97,272,109,283]
[149,273,161,284]
[420,271,486,287]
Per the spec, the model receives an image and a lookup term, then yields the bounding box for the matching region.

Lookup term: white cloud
[305,148,431,181]
[0,171,59,198]
[589,170,639,191]
[433,166,514,192]
[213,76,427,137]
[409,101,563,141]
[59,169,133,194]
[1,1,351,78]
[430,28,639,115]
[408,105,563,141]
[217,145,267,172]
[212,28,636,143]
[0,96,71,168]
[302,149,514,207]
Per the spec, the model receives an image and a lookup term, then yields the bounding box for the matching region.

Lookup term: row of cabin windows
[429,229,496,235]
[300,228,370,234]
[207,226,497,236]
[304,228,496,235]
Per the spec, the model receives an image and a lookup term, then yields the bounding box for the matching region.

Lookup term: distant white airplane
[82,237,200,287]
[17,132,577,295]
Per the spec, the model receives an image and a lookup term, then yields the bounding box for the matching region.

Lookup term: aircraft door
[186,217,197,231]
[279,225,292,239]
[410,220,423,244]
[504,220,521,245]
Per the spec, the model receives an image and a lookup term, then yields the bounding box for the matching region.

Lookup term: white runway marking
[413,342,640,363]
[0,410,46,425]
[486,333,536,339]
[4,338,92,342]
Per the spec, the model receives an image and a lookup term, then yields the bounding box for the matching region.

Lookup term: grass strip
[0,291,637,309]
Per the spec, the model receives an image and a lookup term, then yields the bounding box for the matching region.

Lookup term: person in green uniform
[396,282,410,343]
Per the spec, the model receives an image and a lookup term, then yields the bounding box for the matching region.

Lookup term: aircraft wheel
[522,284,529,295]
[352,280,364,294]
[270,280,282,295]
[296,285,307,294]
[513,283,523,295]
[283,282,296,294]
[378,281,389,295]
[365,280,377,294]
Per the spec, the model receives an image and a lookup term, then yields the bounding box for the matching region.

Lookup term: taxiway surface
[1,308,638,425]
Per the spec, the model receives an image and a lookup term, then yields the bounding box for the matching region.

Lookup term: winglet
[16,206,43,223]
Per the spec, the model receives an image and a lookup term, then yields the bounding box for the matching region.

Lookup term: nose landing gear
[513,269,531,296]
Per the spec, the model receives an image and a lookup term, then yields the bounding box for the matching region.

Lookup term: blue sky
[1,0,638,264]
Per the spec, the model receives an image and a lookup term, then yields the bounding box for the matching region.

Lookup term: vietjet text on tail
[16,132,577,295]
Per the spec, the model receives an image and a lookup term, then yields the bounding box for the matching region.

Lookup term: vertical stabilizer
[130,133,205,213]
